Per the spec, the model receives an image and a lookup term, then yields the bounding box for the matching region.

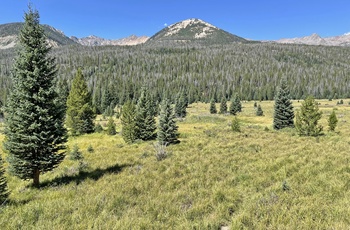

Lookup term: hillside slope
[0,23,78,49]
[147,18,247,46]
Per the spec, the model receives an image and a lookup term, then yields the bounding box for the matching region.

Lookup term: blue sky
[1,0,349,40]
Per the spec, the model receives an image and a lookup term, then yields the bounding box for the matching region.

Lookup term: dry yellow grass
[1,99,350,229]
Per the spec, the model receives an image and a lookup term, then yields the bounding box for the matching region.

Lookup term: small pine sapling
[231,116,241,132]
[256,104,264,116]
[328,109,338,132]
[209,98,217,114]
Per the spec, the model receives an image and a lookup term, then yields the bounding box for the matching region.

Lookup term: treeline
[1,42,350,114]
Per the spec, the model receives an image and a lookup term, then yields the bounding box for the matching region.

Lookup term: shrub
[231,116,241,132]
[94,123,103,133]
[69,144,83,161]
[154,143,169,161]
[87,145,94,153]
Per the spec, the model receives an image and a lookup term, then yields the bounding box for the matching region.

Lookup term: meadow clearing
[1,100,350,229]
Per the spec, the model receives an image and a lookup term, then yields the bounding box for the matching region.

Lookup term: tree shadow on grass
[39,163,132,188]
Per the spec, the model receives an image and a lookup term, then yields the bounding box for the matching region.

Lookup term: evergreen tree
[0,155,9,204]
[229,97,236,115]
[3,7,67,187]
[56,78,70,112]
[256,104,264,116]
[231,116,241,132]
[106,117,117,135]
[174,92,187,118]
[328,109,338,132]
[295,96,323,136]
[66,68,95,135]
[235,94,242,113]
[101,88,112,114]
[135,88,156,141]
[157,99,179,145]
[229,94,241,115]
[121,101,137,144]
[209,98,217,114]
[273,80,294,130]
[219,96,227,114]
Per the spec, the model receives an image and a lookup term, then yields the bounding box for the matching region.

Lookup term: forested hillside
[1,42,350,113]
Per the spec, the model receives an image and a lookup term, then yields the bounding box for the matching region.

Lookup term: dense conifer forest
[1,42,350,113]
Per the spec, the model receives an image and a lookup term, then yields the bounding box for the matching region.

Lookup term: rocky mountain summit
[146,18,246,46]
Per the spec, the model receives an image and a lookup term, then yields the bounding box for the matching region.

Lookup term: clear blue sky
[1,0,349,40]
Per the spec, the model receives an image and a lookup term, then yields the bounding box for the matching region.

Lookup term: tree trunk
[33,168,40,188]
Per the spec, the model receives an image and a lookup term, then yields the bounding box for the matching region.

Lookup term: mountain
[71,35,149,46]
[146,18,247,46]
[276,33,350,46]
[0,23,78,49]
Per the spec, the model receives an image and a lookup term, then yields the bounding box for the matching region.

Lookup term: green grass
[1,100,350,229]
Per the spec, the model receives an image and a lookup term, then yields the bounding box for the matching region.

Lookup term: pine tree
[3,7,67,187]
[66,68,95,135]
[106,117,117,135]
[219,96,227,114]
[0,155,9,204]
[210,98,217,114]
[121,101,137,144]
[235,94,242,113]
[135,88,156,141]
[273,80,294,130]
[328,109,338,132]
[295,96,323,136]
[229,97,236,115]
[256,104,264,116]
[229,94,241,115]
[174,92,187,118]
[157,99,179,145]
[231,116,241,132]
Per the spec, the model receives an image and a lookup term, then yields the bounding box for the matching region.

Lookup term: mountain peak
[147,18,246,46]
[309,33,321,39]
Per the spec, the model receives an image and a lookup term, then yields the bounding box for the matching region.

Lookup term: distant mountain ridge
[0,22,148,49]
[0,22,78,49]
[70,35,149,46]
[147,18,247,45]
[2,20,350,49]
[276,33,350,46]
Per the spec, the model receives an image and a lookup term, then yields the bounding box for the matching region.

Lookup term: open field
[1,100,350,229]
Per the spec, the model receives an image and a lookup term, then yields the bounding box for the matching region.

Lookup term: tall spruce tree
[210,98,217,114]
[66,68,95,135]
[157,99,179,145]
[295,96,323,136]
[121,101,137,144]
[0,155,9,204]
[135,87,156,141]
[3,7,67,187]
[219,96,227,114]
[273,80,294,130]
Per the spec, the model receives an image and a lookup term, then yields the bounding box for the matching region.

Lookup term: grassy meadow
[1,100,350,229]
